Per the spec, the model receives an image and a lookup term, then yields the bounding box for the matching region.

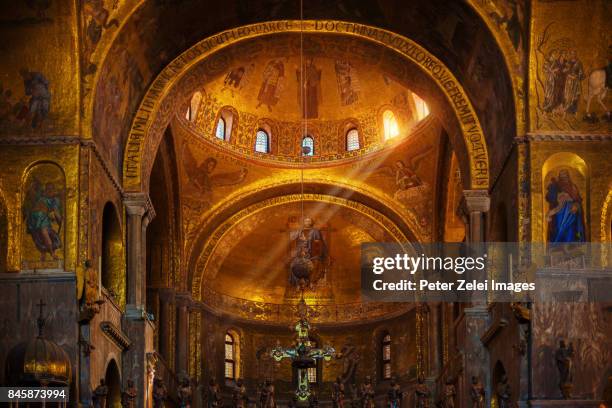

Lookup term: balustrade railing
[199,286,411,324]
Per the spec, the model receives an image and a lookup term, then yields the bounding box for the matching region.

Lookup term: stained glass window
[346,128,360,151]
[255,130,269,153]
[302,136,314,156]
[383,110,400,140]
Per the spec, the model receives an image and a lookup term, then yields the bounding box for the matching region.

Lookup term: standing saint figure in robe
[297,58,322,119]
[546,169,586,243]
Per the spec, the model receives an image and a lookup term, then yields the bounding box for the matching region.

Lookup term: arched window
[346,128,360,151]
[382,333,391,379]
[383,110,400,140]
[302,136,314,156]
[412,93,430,121]
[216,109,236,141]
[216,117,226,140]
[187,91,203,121]
[225,333,235,379]
[255,130,269,153]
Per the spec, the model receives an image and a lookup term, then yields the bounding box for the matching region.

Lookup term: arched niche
[21,162,66,270]
[542,152,589,244]
[101,202,125,309]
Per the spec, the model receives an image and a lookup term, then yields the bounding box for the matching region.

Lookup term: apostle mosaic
[297,58,322,119]
[542,49,585,116]
[22,177,63,261]
[545,169,586,243]
[335,59,359,106]
[257,59,285,111]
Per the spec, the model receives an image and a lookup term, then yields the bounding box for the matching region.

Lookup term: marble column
[124,193,155,315]
[122,193,155,408]
[460,189,491,408]
[175,292,192,377]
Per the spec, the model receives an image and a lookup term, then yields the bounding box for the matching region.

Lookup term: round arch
[104,358,122,408]
[118,20,491,192]
[189,189,420,302]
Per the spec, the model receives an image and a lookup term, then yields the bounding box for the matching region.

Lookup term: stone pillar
[122,193,155,408]
[175,292,192,377]
[158,288,175,363]
[462,190,490,245]
[460,190,491,408]
[428,303,441,377]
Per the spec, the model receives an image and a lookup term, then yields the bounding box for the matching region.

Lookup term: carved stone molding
[462,190,491,213]
[100,321,132,350]
[123,192,156,220]
[518,134,612,142]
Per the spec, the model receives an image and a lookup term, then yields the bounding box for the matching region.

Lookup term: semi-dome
[180,33,430,166]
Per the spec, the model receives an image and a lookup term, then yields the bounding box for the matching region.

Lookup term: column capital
[123,192,156,219]
[175,292,193,308]
[462,190,490,213]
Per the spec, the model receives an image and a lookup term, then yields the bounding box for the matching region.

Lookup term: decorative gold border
[118,20,490,191]
[191,193,411,301]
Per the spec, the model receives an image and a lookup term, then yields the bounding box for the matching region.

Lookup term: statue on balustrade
[332,376,345,408]
[153,378,167,408]
[259,379,276,408]
[441,376,456,408]
[178,378,193,408]
[414,375,430,408]
[208,378,223,408]
[80,259,105,322]
[233,379,248,408]
[121,379,137,408]
[496,375,511,408]
[469,376,485,408]
[360,376,375,408]
[387,377,402,408]
[92,378,108,408]
[555,340,574,399]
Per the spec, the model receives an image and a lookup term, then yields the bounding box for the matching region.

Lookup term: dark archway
[105,359,122,408]
[492,360,507,407]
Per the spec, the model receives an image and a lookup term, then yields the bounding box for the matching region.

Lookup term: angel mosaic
[180,143,248,242]
[373,147,433,228]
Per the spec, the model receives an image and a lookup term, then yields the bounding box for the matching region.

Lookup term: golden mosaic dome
[179,33,430,165]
